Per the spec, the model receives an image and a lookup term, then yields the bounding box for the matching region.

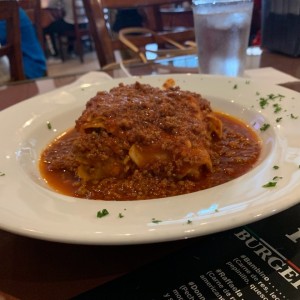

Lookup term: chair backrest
[72,0,93,63]
[57,0,91,63]
[160,3,194,29]
[18,0,44,50]
[83,0,194,67]
[71,0,90,41]
[0,1,25,81]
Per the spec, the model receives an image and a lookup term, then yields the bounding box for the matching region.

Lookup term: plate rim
[1,73,300,245]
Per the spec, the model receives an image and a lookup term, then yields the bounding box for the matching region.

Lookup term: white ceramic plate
[1,74,300,245]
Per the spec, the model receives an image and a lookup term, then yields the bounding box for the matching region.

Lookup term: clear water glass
[192,0,254,77]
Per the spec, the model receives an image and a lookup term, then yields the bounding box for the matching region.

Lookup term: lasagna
[40,81,261,200]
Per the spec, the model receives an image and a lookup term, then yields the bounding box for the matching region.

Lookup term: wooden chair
[57,0,93,63]
[17,0,45,51]
[0,1,25,81]
[83,0,195,68]
[160,3,194,29]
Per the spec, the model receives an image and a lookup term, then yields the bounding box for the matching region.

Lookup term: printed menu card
[74,203,300,300]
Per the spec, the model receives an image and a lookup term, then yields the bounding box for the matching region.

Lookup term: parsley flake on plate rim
[97,209,109,218]
[46,121,52,130]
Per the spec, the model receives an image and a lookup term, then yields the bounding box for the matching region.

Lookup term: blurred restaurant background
[0,0,299,84]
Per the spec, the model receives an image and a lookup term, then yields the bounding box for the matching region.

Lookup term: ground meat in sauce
[40,82,261,200]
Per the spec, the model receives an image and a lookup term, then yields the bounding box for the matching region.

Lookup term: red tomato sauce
[39,112,261,201]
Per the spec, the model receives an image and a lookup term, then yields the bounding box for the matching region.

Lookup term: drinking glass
[192,0,254,77]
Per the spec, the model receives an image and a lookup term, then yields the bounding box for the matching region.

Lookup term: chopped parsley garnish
[262,181,277,188]
[233,84,238,89]
[118,213,124,218]
[273,165,279,170]
[276,117,282,123]
[187,220,192,224]
[0,172,5,176]
[260,123,270,131]
[268,93,284,101]
[259,93,285,109]
[97,209,109,218]
[273,103,282,113]
[290,114,298,119]
[47,121,52,130]
[263,174,282,188]
[151,218,162,224]
[259,98,268,109]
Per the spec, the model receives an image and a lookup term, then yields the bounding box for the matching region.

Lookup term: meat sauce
[39,112,261,200]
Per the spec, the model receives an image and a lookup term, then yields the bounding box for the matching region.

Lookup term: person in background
[111,9,145,33]
[43,0,88,58]
[0,7,47,79]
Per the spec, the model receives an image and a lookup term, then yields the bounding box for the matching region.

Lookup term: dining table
[0,49,300,300]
